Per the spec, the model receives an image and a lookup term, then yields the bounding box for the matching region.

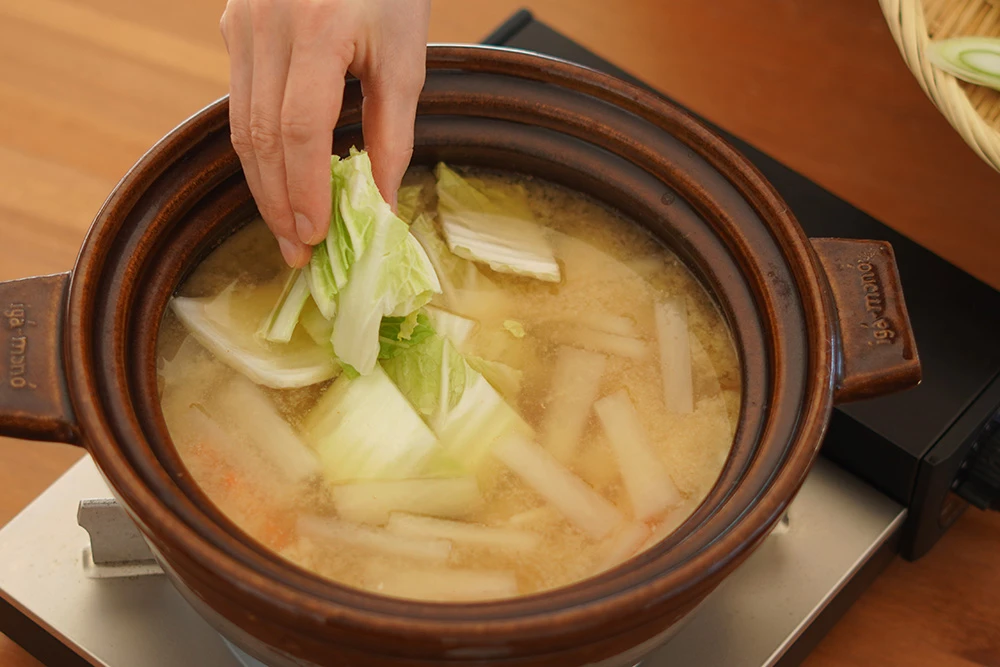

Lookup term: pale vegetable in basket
[156,151,740,601]
[928,37,1000,92]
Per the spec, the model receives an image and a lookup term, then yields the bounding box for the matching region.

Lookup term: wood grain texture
[0,0,997,665]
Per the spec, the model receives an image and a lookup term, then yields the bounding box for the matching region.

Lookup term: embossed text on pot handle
[812,238,921,404]
[0,273,79,443]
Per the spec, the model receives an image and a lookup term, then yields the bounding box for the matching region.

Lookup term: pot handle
[811,238,921,404]
[0,273,79,444]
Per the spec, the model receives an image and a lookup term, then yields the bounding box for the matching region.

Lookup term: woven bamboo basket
[880,0,1000,172]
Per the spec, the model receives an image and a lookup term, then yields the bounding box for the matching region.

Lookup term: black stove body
[485,10,1000,559]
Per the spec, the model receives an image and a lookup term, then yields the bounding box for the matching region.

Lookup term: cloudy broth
[157,167,740,601]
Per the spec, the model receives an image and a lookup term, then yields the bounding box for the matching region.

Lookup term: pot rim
[64,44,836,649]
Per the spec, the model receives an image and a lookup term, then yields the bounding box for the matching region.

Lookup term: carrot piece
[221,471,241,492]
[259,512,296,550]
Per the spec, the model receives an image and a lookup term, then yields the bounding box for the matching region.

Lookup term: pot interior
[69,46,832,658]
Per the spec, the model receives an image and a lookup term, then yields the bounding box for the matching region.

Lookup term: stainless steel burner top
[0,455,903,666]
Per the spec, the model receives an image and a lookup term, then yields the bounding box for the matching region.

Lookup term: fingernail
[389,191,398,214]
[294,212,316,244]
[277,236,308,267]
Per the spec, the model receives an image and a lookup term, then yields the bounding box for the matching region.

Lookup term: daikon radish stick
[505,506,562,528]
[164,401,226,450]
[654,299,694,413]
[625,256,664,276]
[297,516,451,562]
[544,313,638,338]
[595,522,653,571]
[158,335,221,395]
[169,404,286,497]
[572,436,622,490]
[689,333,732,432]
[689,334,722,399]
[493,434,623,539]
[332,478,483,525]
[387,513,540,552]
[553,327,649,360]
[580,313,638,337]
[641,500,695,551]
[594,390,681,521]
[363,562,518,601]
[540,347,608,462]
[210,376,321,483]
[447,288,512,323]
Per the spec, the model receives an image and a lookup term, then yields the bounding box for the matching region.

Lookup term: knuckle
[219,0,240,35]
[229,124,254,157]
[248,116,283,160]
[279,114,316,147]
[331,41,356,71]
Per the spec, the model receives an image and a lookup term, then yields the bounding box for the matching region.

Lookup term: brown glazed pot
[0,46,920,666]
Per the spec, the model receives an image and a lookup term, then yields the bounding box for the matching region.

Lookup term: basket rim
[879,0,1000,173]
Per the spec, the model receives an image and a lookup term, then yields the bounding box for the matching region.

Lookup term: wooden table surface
[1,0,998,665]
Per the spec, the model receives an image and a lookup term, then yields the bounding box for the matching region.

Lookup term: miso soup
[157,158,740,602]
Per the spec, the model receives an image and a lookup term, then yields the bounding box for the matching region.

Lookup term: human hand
[220,0,431,267]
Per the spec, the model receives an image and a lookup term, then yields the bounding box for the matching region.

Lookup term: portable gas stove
[2,12,998,667]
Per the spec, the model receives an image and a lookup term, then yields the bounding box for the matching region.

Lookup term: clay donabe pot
[0,46,920,666]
